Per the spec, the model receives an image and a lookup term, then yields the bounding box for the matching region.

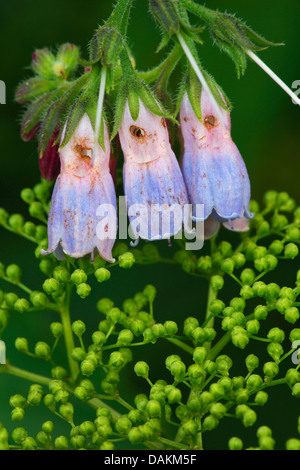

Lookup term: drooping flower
[179,89,252,236]
[41,113,117,261]
[118,100,190,242]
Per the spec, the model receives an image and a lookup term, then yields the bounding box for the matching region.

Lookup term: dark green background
[0,0,299,450]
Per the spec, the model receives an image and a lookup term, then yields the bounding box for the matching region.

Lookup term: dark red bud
[39,128,61,181]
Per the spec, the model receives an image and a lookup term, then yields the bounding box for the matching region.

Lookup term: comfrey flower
[118,99,190,242]
[42,113,117,262]
[179,89,252,236]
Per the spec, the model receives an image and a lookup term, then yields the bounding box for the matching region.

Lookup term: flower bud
[59,403,74,422]
[252,281,267,297]
[118,252,135,269]
[193,347,207,364]
[242,409,257,427]
[15,337,29,353]
[117,329,134,346]
[164,321,178,336]
[240,285,254,300]
[30,291,48,308]
[143,285,157,303]
[34,341,51,359]
[263,362,279,379]
[202,415,219,431]
[267,327,285,343]
[134,361,149,378]
[228,437,243,450]
[254,305,268,321]
[292,383,300,398]
[240,268,255,285]
[53,266,70,283]
[246,320,260,335]
[245,354,259,372]
[284,243,299,259]
[286,439,300,450]
[255,391,268,406]
[54,436,69,450]
[231,326,249,349]
[11,407,25,422]
[14,298,30,313]
[95,268,111,283]
[9,214,25,230]
[246,374,263,390]
[285,307,300,325]
[72,320,86,336]
[210,403,226,419]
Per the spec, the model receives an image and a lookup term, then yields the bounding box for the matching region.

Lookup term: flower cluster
[0,185,300,450]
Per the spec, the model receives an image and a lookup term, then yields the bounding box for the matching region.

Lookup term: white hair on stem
[92,66,107,165]
[246,49,300,106]
[177,32,226,124]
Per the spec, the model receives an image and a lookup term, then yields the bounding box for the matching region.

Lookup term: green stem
[60,285,79,382]
[2,364,52,386]
[165,337,194,355]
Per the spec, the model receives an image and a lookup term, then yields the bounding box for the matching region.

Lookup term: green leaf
[186,66,202,121]
[38,73,89,156]
[111,84,128,140]
[128,88,140,122]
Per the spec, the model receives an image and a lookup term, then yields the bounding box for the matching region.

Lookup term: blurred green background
[0,0,299,450]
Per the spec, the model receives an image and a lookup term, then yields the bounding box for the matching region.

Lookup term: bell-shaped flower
[179,90,252,234]
[42,113,117,262]
[118,100,190,242]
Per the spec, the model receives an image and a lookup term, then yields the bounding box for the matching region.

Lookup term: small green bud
[5,292,19,307]
[115,416,132,435]
[259,436,275,450]
[197,255,212,271]
[76,283,91,299]
[59,403,74,422]
[9,394,27,408]
[30,291,48,308]
[117,329,134,346]
[290,329,300,342]
[164,321,178,336]
[9,214,25,230]
[165,385,182,404]
[72,320,86,336]
[242,409,257,427]
[285,307,300,324]
[92,330,107,346]
[109,351,126,369]
[210,403,226,419]
[94,268,111,283]
[269,240,284,255]
[146,400,161,418]
[193,347,207,364]
[51,366,67,380]
[170,360,186,380]
[42,421,54,434]
[81,360,96,377]
[228,437,243,450]
[15,337,29,353]
[143,285,157,303]
[42,278,60,295]
[6,264,22,282]
[42,394,55,411]
[211,275,224,291]
[232,253,246,269]
[240,285,254,300]
[267,327,285,343]
[134,361,149,378]
[221,258,234,273]
[263,362,279,379]
[53,266,70,283]
[12,427,28,444]
[246,374,263,390]
[14,298,30,313]
[284,243,299,259]
[230,297,246,312]
[254,305,268,320]
[267,342,283,362]
[107,307,122,324]
[11,407,25,422]
[266,283,280,300]
[292,383,300,398]
[231,326,249,349]
[286,439,300,451]
[34,341,51,359]
[245,354,259,372]
[152,323,166,338]
[246,319,260,335]
[252,281,267,297]
[71,347,86,362]
[54,436,69,450]
[119,252,135,269]
[29,201,44,220]
[210,299,225,315]
[240,268,255,285]
[128,428,143,444]
[0,208,9,225]
[234,389,250,404]
[50,322,63,338]
[202,415,219,431]
[255,391,268,406]
[27,389,43,406]
[36,431,51,448]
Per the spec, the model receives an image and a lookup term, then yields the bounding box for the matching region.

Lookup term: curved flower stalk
[180,89,252,236]
[118,99,190,242]
[42,113,117,262]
